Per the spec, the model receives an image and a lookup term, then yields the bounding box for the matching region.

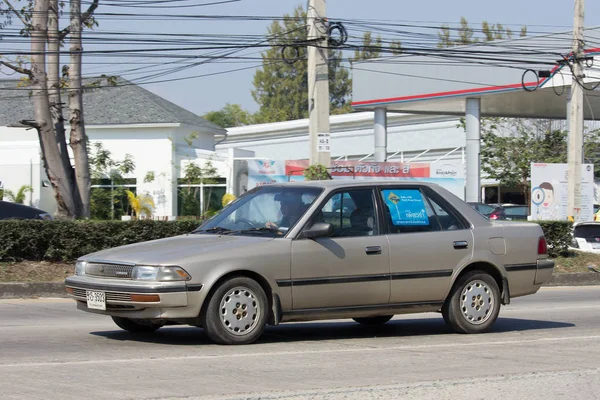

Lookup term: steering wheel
[236,218,257,229]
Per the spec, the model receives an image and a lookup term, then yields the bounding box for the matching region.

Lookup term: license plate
[86,290,106,310]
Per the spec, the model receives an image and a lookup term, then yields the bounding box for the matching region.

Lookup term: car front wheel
[202,277,268,345]
[111,316,162,333]
[442,271,501,334]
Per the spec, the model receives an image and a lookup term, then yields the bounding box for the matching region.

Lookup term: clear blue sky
[3,0,600,116]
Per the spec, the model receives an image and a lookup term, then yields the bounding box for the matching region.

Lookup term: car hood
[80,234,275,265]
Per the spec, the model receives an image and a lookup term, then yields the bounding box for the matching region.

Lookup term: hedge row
[0,219,573,262]
[536,221,573,258]
[0,220,201,262]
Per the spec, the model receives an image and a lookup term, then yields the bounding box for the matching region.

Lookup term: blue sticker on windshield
[382,189,429,226]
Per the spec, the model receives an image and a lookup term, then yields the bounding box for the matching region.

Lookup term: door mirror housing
[302,222,334,239]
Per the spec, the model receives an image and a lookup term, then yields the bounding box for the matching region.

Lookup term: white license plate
[86,290,106,310]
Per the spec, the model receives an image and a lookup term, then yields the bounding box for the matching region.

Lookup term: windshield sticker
[382,189,429,226]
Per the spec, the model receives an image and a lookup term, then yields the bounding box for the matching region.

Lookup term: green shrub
[0,220,201,262]
[535,220,573,258]
[303,164,331,181]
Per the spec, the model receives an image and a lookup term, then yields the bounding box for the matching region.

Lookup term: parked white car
[570,222,600,254]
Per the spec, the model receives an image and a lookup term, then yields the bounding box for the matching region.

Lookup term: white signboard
[530,163,595,221]
[317,133,331,152]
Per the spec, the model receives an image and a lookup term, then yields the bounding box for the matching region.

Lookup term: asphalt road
[1,287,600,400]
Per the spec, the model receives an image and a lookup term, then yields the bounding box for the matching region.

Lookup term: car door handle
[365,246,382,255]
[453,241,469,249]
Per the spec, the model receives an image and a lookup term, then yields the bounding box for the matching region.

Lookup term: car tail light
[489,212,500,220]
[538,237,548,255]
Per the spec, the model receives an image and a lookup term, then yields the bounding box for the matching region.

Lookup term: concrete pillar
[465,98,481,203]
[374,108,388,162]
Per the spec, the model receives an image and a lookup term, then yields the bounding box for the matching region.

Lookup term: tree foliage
[203,103,254,128]
[1,185,33,204]
[88,143,136,220]
[438,17,527,48]
[179,161,220,217]
[251,5,351,123]
[125,190,155,218]
[353,31,382,61]
[467,118,600,204]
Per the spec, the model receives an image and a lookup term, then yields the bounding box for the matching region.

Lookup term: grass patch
[554,251,600,274]
[0,261,73,282]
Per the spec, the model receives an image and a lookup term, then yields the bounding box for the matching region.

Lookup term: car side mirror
[302,222,334,239]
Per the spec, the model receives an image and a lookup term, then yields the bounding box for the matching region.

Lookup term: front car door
[380,186,474,304]
[290,188,390,310]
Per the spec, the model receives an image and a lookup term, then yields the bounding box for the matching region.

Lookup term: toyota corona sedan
[65,181,554,345]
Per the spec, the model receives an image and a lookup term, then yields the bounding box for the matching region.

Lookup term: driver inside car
[265,195,306,231]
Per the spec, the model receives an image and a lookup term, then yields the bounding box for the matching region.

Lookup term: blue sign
[382,189,429,226]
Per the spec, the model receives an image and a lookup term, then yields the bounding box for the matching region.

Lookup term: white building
[0,77,251,217]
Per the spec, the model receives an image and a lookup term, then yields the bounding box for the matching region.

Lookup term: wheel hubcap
[219,286,260,336]
[460,280,494,325]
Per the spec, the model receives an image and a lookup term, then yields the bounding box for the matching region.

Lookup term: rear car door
[290,188,390,310]
[380,186,473,304]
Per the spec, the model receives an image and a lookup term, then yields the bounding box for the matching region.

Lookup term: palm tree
[2,185,33,204]
[125,190,155,219]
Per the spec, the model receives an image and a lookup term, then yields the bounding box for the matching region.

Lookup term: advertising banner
[248,159,466,199]
[530,163,595,221]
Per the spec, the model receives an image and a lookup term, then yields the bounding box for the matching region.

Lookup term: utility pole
[567,0,584,222]
[307,0,331,167]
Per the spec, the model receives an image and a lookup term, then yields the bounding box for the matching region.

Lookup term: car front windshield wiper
[237,227,283,236]
[193,226,233,234]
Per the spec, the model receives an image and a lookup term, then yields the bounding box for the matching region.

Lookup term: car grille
[85,262,134,279]
[71,288,132,302]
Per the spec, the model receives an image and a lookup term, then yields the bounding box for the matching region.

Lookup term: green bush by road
[0,220,200,262]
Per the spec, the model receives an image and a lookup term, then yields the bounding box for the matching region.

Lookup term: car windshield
[573,224,600,238]
[195,186,323,237]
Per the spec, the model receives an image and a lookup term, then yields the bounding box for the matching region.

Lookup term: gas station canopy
[351,27,600,118]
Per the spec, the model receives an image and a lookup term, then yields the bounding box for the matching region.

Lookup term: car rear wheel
[111,316,162,333]
[442,271,500,334]
[352,315,393,325]
[202,277,268,345]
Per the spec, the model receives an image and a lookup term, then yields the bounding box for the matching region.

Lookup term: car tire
[111,316,162,333]
[442,271,501,334]
[202,277,268,345]
[352,315,393,325]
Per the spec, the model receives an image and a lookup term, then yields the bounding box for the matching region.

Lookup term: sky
[2,0,600,117]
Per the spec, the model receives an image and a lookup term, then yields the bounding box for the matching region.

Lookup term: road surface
[1,287,599,399]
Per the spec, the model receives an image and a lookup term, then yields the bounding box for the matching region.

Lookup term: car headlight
[131,266,191,281]
[75,261,87,276]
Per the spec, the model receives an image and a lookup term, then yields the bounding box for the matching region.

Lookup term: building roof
[0,77,225,134]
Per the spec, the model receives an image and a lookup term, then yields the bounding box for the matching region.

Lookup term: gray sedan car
[65,181,554,344]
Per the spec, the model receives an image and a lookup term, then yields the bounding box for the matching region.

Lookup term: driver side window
[313,189,377,237]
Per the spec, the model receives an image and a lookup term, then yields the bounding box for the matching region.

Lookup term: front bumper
[534,259,555,285]
[64,276,204,320]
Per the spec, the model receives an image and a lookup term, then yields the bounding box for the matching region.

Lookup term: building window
[177,184,227,218]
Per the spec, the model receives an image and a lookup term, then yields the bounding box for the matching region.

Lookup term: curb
[1,273,600,299]
[543,272,600,287]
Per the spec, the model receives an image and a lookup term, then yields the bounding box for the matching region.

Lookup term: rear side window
[380,187,466,234]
